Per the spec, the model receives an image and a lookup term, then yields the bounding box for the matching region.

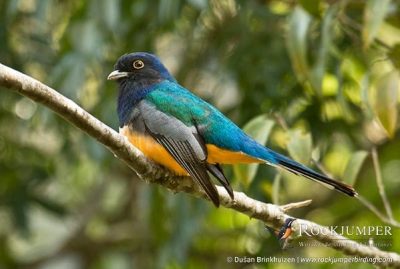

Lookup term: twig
[338,13,392,50]
[372,147,395,222]
[1,63,400,267]
[313,151,400,228]
[280,199,312,212]
[272,112,289,131]
[356,195,400,228]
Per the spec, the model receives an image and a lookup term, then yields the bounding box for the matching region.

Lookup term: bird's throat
[117,79,160,126]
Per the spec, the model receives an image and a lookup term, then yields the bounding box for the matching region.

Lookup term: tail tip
[351,189,358,197]
[340,185,358,197]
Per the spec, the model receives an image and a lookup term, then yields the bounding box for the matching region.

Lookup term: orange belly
[120,126,262,175]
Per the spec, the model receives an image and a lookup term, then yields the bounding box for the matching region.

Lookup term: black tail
[276,155,357,197]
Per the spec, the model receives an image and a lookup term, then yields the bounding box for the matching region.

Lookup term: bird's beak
[107,70,130,80]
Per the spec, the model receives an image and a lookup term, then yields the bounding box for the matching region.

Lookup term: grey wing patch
[139,102,206,160]
[150,132,221,206]
[139,102,221,206]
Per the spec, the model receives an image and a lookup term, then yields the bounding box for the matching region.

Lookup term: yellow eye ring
[133,60,144,69]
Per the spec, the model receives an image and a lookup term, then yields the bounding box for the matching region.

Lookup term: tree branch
[1,63,399,267]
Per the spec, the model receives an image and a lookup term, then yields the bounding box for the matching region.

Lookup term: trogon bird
[108,52,357,207]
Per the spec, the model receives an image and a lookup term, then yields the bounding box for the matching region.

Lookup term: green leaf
[373,71,399,138]
[363,0,391,49]
[286,6,311,84]
[361,72,373,118]
[233,115,275,186]
[342,151,369,185]
[287,130,312,165]
[271,173,282,205]
[310,5,337,94]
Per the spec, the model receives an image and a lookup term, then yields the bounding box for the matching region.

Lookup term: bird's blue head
[108,52,175,84]
[108,52,176,126]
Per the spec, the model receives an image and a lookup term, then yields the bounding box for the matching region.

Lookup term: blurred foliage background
[1,0,400,268]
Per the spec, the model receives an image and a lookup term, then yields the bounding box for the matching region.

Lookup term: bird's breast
[120,126,188,175]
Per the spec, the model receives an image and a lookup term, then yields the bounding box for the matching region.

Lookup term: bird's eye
[133,60,145,69]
